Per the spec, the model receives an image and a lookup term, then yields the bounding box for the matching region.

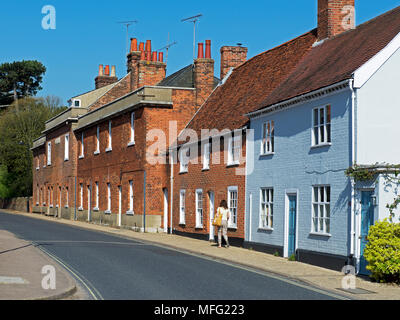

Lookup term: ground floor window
[196,189,203,228]
[179,190,186,225]
[228,186,238,228]
[312,186,331,234]
[260,188,273,229]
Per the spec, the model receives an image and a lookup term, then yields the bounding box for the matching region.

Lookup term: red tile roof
[259,5,400,110]
[181,29,318,139]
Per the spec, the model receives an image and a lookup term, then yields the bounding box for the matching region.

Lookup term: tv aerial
[157,33,177,69]
[117,20,138,54]
[181,14,203,60]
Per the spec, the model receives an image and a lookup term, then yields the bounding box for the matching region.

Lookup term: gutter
[349,78,357,261]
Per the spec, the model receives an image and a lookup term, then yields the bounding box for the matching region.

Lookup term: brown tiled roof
[181,29,318,139]
[259,5,400,110]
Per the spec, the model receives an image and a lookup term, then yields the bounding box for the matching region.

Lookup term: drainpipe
[74,176,77,221]
[349,78,357,262]
[143,170,146,233]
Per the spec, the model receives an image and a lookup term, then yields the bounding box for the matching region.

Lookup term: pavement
[1,209,400,300]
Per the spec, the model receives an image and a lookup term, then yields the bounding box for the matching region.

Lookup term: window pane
[314,109,319,126]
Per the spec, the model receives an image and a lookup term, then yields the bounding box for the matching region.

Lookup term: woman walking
[216,200,230,248]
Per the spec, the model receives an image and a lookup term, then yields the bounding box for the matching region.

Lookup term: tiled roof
[259,5,400,110]
[158,64,220,88]
[181,29,318,139]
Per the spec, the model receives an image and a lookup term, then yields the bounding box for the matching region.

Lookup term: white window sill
[311,143,331,149]
[228,225,237,230]
[49,205,54,208]
[179,222,186,226]
[127,141,135,147]
[309,232,331,237]
[179,170,188,174]
[227,162,240,168]
[56,205,59,208]
[36,167,40,171]
[126,210,134,215]
[202,167,210,172]
[106,147,112,153]
[195,225,204,229]
[93,150,100,155]
[258,227,274,231]
[43,165,46,168]
[93,207,99,212]
[260,152,275,157]
[35,203,39,206]
[64,158,69,162]
[105,210,111,214]
[79,155,84,159]
[42,203,46,206]
[78,207,83,211]
[64,206,69,209]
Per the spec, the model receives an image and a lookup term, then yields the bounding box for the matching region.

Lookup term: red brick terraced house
[170,29,319,246]
[32,37,219,232]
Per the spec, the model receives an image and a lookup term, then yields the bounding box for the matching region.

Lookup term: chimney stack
[127,38,166,90]
[95,65,118,89]
[220,46,248,80]
[194,39,215,109]
[318,0,355,41]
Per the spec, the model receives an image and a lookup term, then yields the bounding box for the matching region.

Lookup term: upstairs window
[203,142,210,170]
[94,125,100,154]
[261,121,274,155]
[64,134,69,161]
[80,132,85,158]
[47,142,52,165]
[106,120,112,152]
[312,105,331,146]
[129,112,135,145]
[227,134,241,166]
[180,148,189,173]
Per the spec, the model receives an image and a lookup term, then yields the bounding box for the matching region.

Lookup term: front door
[288,195,297,258]
[359,191,374,275]
[209,191,215,241]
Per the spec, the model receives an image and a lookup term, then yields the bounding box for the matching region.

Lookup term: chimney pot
[197,43,204,59]
[111,65,116,77]
[145,40,152,53]
[104,65,110,76]
[140,51,146,61]
[152,52,157,62]
[139,42,145,52]
[130,38,138,52]
[98,64,104,76]
[205,40,211,59]
[158,52,164,63]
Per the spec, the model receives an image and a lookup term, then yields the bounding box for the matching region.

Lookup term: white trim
[179,189,186,225]
[227,186,238,228]
[353,32,400,88]
[195,189,203,228]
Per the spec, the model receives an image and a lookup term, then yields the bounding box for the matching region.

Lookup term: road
[0,211,342,300]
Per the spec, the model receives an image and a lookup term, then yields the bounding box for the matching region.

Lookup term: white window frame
[228,186,238,228]
[202,142,210,170]
[179,190,186,225]
[227,186,239,229]
[311,185,331,236]
[106,183,111,213]
[195,189,203,228]
[79,131,84,159]
[64,134,70,161]
[227,135,241,166]
[259,188,273,229]
[128,112,135,146]
[261,121,275,155]
[312,105,331,147]
[93,182,99,211]
[106,120,112,152]
[179,148,189,173]
[47,142,52,165]
[94,125,100,155]
[65,187,69,208]
[127,180,134,215]
[79,183,83,210]
[36,157,40,171]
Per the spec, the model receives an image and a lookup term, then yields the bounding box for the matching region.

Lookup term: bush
[364,219,400,283]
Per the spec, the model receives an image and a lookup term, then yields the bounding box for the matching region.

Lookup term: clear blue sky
[1,0,399,105]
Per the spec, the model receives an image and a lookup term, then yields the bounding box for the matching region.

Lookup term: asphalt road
[0,211,341,300]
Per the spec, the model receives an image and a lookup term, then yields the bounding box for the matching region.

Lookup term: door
[209,191,215,241]
[359,191,374,275]
[288,195,297,258]
[163,189,168,233]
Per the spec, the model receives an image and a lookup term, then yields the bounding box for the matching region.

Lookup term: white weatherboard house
[244,5,400,275]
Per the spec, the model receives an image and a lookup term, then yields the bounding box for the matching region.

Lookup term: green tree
[0,60,46,106]
[0,97,67,197]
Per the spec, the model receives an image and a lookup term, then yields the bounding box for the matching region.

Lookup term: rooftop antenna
[157,33,177,70]
[181,14,203,60]
[117,20,138,54]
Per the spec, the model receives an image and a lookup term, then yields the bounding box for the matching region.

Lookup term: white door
[209,191,215,241]
[163,189,168,233]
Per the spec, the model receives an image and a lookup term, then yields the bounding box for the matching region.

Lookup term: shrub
[364,219,400,284]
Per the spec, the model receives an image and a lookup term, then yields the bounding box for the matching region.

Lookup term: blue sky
[1,0,399,105]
